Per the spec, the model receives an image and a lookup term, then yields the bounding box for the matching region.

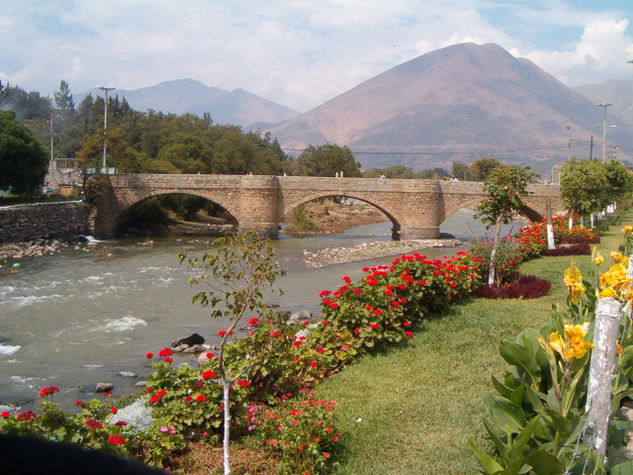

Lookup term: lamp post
[97,86,115,171]
[597,102,612,163]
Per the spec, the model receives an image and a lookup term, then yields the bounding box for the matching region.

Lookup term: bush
[470,238,522,284]
[475,274,550,299]
[541,243,591,256]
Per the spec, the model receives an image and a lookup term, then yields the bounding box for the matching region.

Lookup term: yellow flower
[593,254,604,266]
[600,263,630,293]
[600,287,619,299]
[564,263,585,304]
[549,323,594,362]
[622,225,633,234]
[610,251,629,267]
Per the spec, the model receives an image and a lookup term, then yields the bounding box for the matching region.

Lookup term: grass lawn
[314,212,632,474]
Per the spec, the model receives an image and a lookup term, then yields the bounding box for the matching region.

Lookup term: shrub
[475,274,550,299]
[252,390,341,475]
[470,238,522,284]
[541,243,591,256]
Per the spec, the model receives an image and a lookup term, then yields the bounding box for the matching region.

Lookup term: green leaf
[499,341,540,386]
[611,461,633,475]
[470,441,505,474]
[482,394,526,433]
[525,449,564,475]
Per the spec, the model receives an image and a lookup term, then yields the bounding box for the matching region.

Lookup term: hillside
[86,79,299,128]
[576,79,633,133]
[268,43,633,171]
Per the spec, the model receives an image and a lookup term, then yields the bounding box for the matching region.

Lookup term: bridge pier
[238,176,279,239]
[399,225,440,240]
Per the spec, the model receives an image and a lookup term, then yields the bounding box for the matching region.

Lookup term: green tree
[417,167,449,179]
[559,159,608,227]
[293,144,361,177]
[604,159,633,205]
[0,111,49,194]
[476,165,535,285]
[451,161,472,180]
[470,158,502,181]
[54,80,75,127]
[363,165,417,179]
[180,232,284,475]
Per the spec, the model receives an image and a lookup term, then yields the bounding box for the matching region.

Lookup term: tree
[0,111,49,194]
[417,167,449,179]
[363,165,417,179]
[476,165,535,285]
[293,144,361,177]
[451,161,472,181]
[180,232,284,475]
[54,80,75,127]
[604,160,633,205]
[470,158,502,181]
[559,159,608,228]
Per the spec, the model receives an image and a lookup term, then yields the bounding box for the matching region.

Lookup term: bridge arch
[281,193,402,239]
[440,196,544,227]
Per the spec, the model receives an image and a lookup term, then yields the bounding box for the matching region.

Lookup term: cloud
[1,1,632,111]
[524,18,633,86]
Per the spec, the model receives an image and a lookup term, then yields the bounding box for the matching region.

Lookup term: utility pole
[97,86,115,171]
[566,122,572,160]
[597,102,612,163]
[48,109,54,165]
[589,135,594,160]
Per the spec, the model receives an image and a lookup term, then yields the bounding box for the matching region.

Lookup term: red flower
[145,352,154,359]
[1,411,9,418]
[114,421,127,426]
[236,379,250,387]
[329,303,339,309]
[323,452,331,459]
[342,276,352,283]
[196,394,206,402]
[163,357,173,363]
[318,290,331,297]
[84,419,103,430]
[205,352,214,358]
[384,289,393,296]
[405,331,413,338]
[156,390,166,397]
[149,396,160,404]
[417,280,427,286]
[218,330,227,337]
[202,370,216,380]
[353,328,360,334]
[110,407,117,414]
[372,308,382,316]
[158,348,172,357]
[364,305,373,310]
[74,400,85,407]
[352,287,362,295]
[369,323,378,329]
[248,317,260,327]
[309,361,317,368]
[107,435,125,445]
[403,321,411,327]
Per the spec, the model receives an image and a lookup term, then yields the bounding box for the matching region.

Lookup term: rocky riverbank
[0,239,75,264]
[302,237,463,268]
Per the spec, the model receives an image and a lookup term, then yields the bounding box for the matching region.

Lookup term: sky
[2,0,633,112]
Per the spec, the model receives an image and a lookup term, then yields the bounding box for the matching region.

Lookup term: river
[0,209,522,410]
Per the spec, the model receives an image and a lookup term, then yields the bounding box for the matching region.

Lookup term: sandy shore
[302,238,463,268]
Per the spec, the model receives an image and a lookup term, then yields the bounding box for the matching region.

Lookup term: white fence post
[585,297,622,456]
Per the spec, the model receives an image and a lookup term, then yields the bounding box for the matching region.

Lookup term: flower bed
[541,242,591,256]
[475,274,551,299]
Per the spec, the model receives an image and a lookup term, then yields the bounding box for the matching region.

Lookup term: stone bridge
[94,174,563,239]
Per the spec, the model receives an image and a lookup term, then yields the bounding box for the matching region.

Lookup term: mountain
[576,80,633,129]
[268,43,633,171]
[87,79,299,128]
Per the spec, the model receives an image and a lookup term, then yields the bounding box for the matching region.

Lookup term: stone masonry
[0,202,90,243]
[95,174,563,239]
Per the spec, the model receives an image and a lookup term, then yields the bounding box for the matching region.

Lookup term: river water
[0,210,521,410]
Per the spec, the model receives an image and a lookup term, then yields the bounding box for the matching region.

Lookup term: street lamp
[597,102,612,163]
[97,86,115,171]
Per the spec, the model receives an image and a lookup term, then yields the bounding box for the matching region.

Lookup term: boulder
[288,309,312,325]
[96,382,114,393]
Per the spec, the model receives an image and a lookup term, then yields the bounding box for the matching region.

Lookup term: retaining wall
[0,202,90,243]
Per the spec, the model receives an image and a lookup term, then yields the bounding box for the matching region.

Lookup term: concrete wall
[0,202,90,243]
